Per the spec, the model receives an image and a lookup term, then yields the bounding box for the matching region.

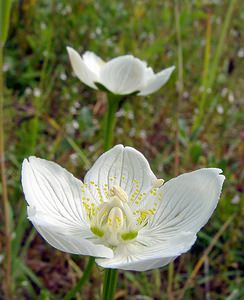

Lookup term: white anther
[152,179,165,188]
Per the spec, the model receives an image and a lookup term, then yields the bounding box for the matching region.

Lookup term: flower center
[82,179,164,247]
[89,185,138,246]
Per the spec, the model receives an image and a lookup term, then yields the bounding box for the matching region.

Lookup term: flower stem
[104,94,120,151]
[66,93,120,298]
[0,43,12,300]
[64,257,95,300]
[167,261,174,300]
[101,94,120,299]
[102,268,118,300]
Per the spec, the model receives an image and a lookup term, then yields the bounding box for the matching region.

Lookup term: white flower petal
[96,231,196,271]
[144,66,154,79]
[138,66,175,96]
[148,168,225,238]
[28,207,113,258]
[27,206,89,236]
[84,145,156,204]
[99,55,146,95]
[67,47,98,88]
[22,157,90,228]
[82,51,105,76]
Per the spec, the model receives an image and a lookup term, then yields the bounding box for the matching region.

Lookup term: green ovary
[121,231,138,241]
[91,226,104,237]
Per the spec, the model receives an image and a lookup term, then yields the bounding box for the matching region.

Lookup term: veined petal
[84,145,156,204]
[138,66,175,96]
[96,231,196,271]
[28,207,113,258]
[148,168,225,238]
[27,206,89,237]
[82,51,105,76]
[22,157,89,227]
[67,47,98,89]
[99,55,146,95]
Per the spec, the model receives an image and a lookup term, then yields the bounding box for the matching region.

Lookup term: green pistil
[91,226,104,238]
[121,231,138,241]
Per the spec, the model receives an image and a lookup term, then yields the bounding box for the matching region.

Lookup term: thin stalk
[192,12,212,134]
[1,3,13,298]
[167,262,174,300]
[192,0,236,133]
[29,97,40,154]
[102,268,118,300]
[0,44,12,300]
[0,0,12,45]
[173,0,183,177]
[174,0,183,94]
[63,257,95,300]
[201,12,212,95]
[104,94,120,151]
[29,0,55,154]
[168,1,183,298]
[140,272,151,295]
[207,0,236,89]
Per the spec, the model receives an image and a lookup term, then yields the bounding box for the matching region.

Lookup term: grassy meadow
[0,0,243,299]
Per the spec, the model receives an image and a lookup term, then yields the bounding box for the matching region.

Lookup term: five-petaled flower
[21,145,224,271]
[67,47,175,96]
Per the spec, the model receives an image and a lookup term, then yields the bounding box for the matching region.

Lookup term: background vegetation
[0,0,243,299]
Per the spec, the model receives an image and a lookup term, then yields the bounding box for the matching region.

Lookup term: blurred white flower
[33,88,41,97]
[216,105,224,114]
[231,195,240,204]
[60,72,67,81]
[24,87,32,96]
[70,153,79,165]
[21,145,224,271]
[72,120,79,129]
[67,47,175,96]
[237,48,244,58]
[40,22,47,30]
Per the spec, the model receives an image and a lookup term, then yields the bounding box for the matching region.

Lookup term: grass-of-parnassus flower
[21,145,224,271]
[67,47,175,96]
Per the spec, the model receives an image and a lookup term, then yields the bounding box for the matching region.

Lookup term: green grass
[0,0,243,299]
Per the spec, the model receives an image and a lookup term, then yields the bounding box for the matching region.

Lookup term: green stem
[64,93,120,298]
[64,257,95,300]
[104,94,120,151]
[167,261,174,300]
[102,269,118,300]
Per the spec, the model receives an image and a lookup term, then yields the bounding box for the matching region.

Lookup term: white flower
[21,145,224,271]
[67,47,175,96]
